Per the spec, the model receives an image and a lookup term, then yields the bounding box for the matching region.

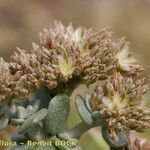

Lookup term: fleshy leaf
[45,94,70,135]
[10,118,24,125]
[0,114,9,129]
[75,95,93,125]
[85,92,92,112]
[26,99,41,117]
[28,124,48,141]
[19,108,47,134]
[16,106,26,119]
[0,103,8,115]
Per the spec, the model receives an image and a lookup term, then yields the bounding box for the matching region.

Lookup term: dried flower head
[0,57,28,102]
[0,58,11,102]
[10,47,58,92]
[0,21,148,103]
[91,73,150,133]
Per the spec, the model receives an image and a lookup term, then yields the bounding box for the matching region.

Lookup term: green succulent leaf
[0,103,8,115]
[10,118,24,125]
[19,108,47,134]
[16,106,26,119]
[28,124,48,141]
[26,99,41,117]
[45,94,70,135]
[0,114,9,129]
[85,92,92,112]
[75,95,93,125]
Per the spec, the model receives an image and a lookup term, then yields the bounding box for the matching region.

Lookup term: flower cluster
[0,21,147,104]
[0,58,11,102]
[0,21,150,149]
[91,73,150,133]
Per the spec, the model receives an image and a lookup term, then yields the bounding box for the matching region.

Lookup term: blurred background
[0,0,150,149]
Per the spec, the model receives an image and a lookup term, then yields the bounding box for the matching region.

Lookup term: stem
[59,121,99,139]
[68,121,99,138]
[59,120,128,150]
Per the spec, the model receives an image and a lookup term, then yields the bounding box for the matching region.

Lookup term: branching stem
[59,120,128,150]
[64,121,99,139]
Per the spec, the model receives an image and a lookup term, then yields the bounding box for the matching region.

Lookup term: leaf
[10,118,24,125]
[0,103,8,115]
[0,114,9,129]
[16,106,26,119]
[25,99,41,118]
[19,108,47,134]
[10,99,41,123]
[75,95,93,125]
[85,92,92,112]
[28,124,48,141]
[45,94,70,135]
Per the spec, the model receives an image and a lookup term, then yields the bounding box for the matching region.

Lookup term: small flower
[57,50,75,80]
[114,37,144,75]
[91,73,150,133]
